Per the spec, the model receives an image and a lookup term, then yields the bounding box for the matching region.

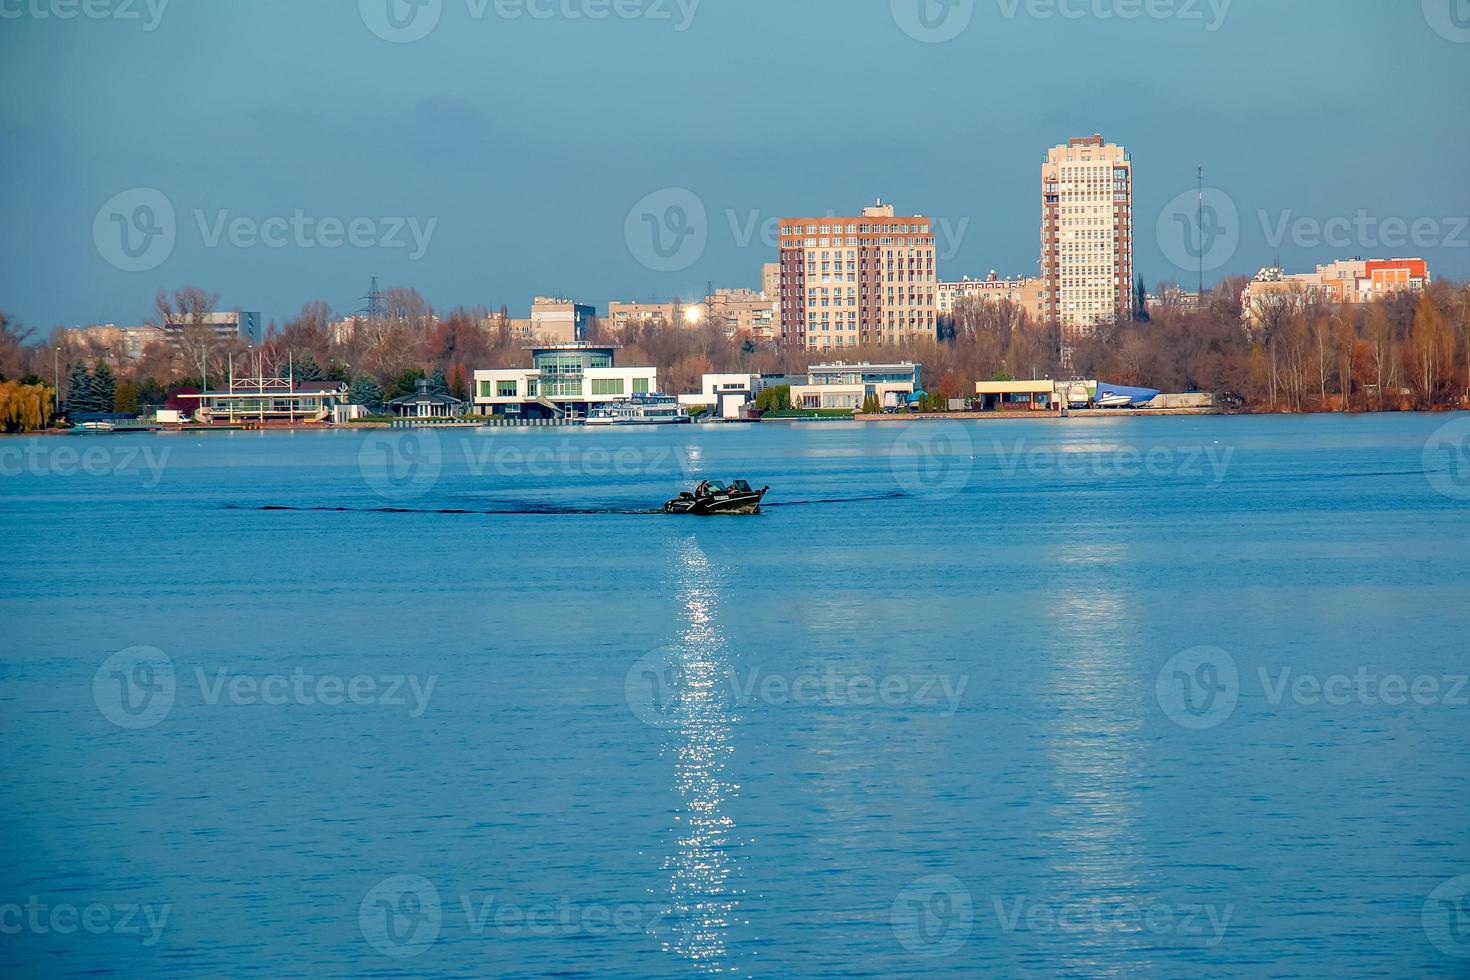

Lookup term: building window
[632,378,650,395]
[497,381,518,398]
[591,378,625,396]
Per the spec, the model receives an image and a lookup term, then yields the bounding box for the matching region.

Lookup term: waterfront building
[472,343,658,420]
[676,373,769,419]
[786,360,921,411]
[1040,135,1134,338]
[177,377,349,424]
[778,200,939,350]
[973,379,1059,412]
[1240,258,1430,326]
[386,378,466,419]
[938,273,1047,322]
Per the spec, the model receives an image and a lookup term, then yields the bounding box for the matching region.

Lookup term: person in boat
[695,480,711,498]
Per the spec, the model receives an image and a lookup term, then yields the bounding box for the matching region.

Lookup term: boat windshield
[704,481,727,493]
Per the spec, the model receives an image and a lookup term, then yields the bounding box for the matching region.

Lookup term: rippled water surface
[2,414,1468,977]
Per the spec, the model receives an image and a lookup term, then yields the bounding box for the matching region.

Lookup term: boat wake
[226,491,909,517]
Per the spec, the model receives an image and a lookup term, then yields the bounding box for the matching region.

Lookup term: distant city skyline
[1,0,1467,330]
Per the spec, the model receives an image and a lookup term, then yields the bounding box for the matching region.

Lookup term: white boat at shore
[585,394,692,426]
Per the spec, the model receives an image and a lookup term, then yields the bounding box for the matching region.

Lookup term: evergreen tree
[64,364,95,414]
[279,354,323,382]
[1134,275,1150,322]
[429,368,451,398]
[349,374,384,411]
[114,379,139,414]
[92,362,117,413]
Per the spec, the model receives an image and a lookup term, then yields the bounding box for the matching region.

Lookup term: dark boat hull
[665,487,768,515]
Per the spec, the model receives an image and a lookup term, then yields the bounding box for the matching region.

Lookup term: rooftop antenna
[1197,165,1204,298]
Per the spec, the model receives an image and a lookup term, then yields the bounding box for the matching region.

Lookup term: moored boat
[586,394,691,426]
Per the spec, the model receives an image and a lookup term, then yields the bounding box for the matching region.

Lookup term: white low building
[677,373,762,419]
[472,344,658,421]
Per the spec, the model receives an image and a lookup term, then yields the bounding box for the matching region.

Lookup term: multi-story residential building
[1040,135,1133,338]
[778,201,938,350]
[63,323,168,360]
[706,288,777,342]
[762,263,782,302]
[937,273,1047,322]
[472,343,658,420]
[1240,258,1430,327]
[528,297,593,344]
[606,300,683,333]
[163,310,262,345]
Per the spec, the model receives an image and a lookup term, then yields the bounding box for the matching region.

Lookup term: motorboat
[586,394,691,426]
[665,480,769,515]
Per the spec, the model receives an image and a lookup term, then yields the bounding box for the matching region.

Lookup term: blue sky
[1,0,1467,329]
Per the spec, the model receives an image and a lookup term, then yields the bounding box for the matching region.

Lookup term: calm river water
[2,414,1468,977]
